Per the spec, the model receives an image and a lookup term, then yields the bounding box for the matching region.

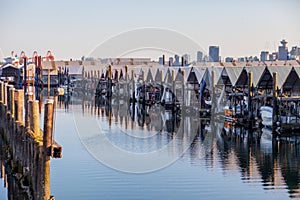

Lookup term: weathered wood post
[107,65,112,98]
[172,70,175,107]
[248,71,253,126]
[125,65,128,98]
[29,100,40,137]
[211,70,216,116]
[3,82,8,106]
[25,92,34,130]
[161,70,164,103]
[131,70,135,129]
[0,81,3,103]
[142,70,145,102]
[131,70,135,102]
[181,70,185,107]
[43,99,54,200]
[9,86,15,118]
[273,72,279,133]
[15,90,24,122]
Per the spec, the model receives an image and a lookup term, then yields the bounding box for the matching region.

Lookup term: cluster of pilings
[0,80,62,200]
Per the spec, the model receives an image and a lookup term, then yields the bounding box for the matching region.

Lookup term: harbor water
[1,93,300,199]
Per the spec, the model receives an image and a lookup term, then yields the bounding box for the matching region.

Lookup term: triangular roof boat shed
[235,66,265,88]
[146,68,154,83]
[218,67,244,86]
[257,66,293,89]
[154,68,162,82]
[282,67,300,93]
[163,68,173,86]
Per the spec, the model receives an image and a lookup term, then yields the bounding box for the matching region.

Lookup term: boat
[260,106,273,127]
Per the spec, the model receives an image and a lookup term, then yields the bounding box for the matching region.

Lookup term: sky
[0,0,299,61]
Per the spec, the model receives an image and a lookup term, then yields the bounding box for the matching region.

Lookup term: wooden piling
[211,70,216,114]
[273,72,279,132]
[172,70,175,104]
[3,82,8,106]
[25,92,34,129]
[9,86,15,118]
[15,90,24,122]
[29,100,40,137]
[248,71,253,121]
[182,70,185,107]
[131,70,135,102]
[43,99,54,200]
[0,81,3,103]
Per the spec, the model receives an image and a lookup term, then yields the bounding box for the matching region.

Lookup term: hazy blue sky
[0,0,299,60]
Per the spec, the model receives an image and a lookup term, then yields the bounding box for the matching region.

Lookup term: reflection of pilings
[1,161,4,179]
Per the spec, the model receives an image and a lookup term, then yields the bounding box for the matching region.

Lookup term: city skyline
[0,0,299,61]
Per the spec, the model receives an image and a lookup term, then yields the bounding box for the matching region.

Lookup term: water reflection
[69,94,300,198]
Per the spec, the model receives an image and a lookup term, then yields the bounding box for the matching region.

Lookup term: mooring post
[3,82,8,106]
[107,65,112,98]
[9,86,15,118]
[248,71,253,126]
[161,70,164,102]
[15,90,24,122]
[131,70,135,102]
[0,81,3,103]
[125,65,128,98]
[172,70,175,106]
[29,100,40,137]
[181,70,185,107]
[273,72,278,134]
[43,99,54,200]
[142,70,146,102]
[25,92,34,130]
[211,70,216,115]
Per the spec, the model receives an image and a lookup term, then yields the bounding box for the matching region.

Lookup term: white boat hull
[260,106,273,127]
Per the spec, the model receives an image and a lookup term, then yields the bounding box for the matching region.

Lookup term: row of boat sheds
[1,59,300,135]
[75,61,300,136]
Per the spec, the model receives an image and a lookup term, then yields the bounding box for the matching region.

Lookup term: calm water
[1,94,300,199]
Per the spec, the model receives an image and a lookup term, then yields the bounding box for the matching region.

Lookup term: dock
[0,80,62,200]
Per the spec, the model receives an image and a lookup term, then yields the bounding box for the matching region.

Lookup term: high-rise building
[169,57,174,66]
[278,39,288,60]
[182,54,190,65]
[290,46,300,60]
[158,57,163,65]
[260,51,269,61]
[269,52,278,61]
[209,46,219,62]
[238,57,245,62]
[197,51,203,62]
[225,57,233,62]
[173,54,180,66]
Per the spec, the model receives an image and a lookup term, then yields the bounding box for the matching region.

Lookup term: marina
[0,56,300,199]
